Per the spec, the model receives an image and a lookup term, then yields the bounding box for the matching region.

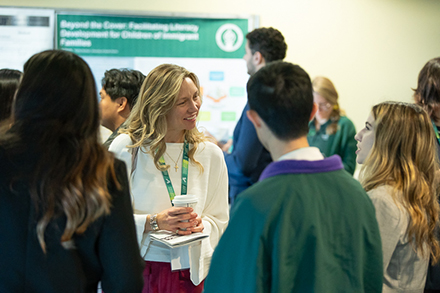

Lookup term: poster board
[56,12,255,140]
[0,7,54,70]
[0,7,256,140]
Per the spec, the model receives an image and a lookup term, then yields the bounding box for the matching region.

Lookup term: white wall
[3,0,440,134]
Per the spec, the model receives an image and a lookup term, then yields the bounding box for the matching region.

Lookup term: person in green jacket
[307,76,357,174]
[204,61,383,293]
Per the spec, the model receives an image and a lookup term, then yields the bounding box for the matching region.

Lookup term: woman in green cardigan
[307,76,357,175]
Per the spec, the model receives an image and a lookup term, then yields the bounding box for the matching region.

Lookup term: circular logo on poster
[216,24,244,52]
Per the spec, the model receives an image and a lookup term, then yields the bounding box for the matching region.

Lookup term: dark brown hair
[247,61,313,140]
[101,68,145,109]
[1,50,118,252]
[246,27,287,63]
[413,57,440,123]
[0,69,22,122]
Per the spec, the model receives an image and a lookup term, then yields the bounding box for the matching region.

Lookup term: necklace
[159,141,189,203]
[165,145,184,172]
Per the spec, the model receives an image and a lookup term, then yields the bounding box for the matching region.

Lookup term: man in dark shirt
[226,27,287,205]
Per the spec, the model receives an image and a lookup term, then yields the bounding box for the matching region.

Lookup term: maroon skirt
[142,261,204,293]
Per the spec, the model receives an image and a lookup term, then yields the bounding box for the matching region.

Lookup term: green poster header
[56,14,248,58]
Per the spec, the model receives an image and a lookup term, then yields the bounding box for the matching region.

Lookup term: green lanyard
[432,120,440,146]
[158,141,189,206]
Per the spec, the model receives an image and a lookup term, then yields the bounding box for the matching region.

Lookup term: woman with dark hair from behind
[0,50,144,292]
[0,68,22,123]
[413,57,440,293]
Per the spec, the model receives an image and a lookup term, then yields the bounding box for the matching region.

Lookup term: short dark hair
[247,61,313,140]
[0,69,22,122]
[101,69,145,109]
[413,57,440,122]
[246,27,287,63]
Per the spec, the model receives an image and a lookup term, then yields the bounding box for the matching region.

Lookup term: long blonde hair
[312,76,343,135]
[122,64,206,171]
[360,101,440,262]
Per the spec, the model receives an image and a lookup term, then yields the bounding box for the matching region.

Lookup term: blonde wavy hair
[121,64,206,171]
[312,76,344,135]
[360,101,440,262]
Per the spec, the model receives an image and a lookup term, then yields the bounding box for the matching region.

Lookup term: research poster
[57,13,251,140]
[0,7,54,70]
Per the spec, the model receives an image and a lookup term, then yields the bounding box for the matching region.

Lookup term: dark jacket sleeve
[425,198,440,289]
[99,159,144,292]
[225,104,271,184]
[338,118,357,175]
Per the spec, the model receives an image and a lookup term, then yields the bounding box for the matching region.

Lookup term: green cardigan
[307,116,357,175]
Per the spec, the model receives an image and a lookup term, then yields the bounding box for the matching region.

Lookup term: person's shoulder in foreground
[0,49,143,293]
[204,61,382,293]
[0,149,144,293]
[204,159,383,293]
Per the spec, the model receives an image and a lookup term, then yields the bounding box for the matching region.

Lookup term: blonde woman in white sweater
[110,64,229,293]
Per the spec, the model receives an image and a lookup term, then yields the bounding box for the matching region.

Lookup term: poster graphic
[57,13,250,139]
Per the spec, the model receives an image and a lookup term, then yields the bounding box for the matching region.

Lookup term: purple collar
[259,155,344,181]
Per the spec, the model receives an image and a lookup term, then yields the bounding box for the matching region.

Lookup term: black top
[424,143,440,291]
[0,147,144,293]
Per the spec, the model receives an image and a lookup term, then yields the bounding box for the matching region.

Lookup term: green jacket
[307,116,357,175]
[204,157,383,293]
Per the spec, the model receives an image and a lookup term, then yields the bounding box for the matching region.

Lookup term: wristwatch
[150,214,159,231]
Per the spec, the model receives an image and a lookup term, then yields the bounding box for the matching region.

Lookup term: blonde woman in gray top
[355,101,440,292]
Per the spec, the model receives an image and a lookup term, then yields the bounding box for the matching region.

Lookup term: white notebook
[150,230,209,248]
